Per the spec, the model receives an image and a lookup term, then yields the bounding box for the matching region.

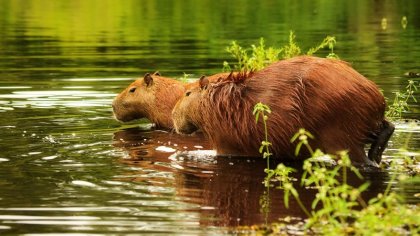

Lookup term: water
[0,0,419,234]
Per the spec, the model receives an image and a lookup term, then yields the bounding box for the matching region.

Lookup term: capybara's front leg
[368,120,395,164]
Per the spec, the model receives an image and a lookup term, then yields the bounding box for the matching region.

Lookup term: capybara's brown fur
[172,56,393,165]
[112,72,234,129]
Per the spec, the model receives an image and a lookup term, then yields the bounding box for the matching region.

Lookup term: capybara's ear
[153,71,161,76]
[199,76,209,90]
[144,73,153,86]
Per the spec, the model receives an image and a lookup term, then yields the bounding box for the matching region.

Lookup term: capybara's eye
[185,91,191,97]
[129,87,136,93]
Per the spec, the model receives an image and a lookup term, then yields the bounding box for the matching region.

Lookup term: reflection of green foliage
[1,0,419,81]
[401,16,408,29]
[224,31,338,72]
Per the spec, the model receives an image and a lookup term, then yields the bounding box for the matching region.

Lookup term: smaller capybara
[172,56,395,166]
[112,72,233,129]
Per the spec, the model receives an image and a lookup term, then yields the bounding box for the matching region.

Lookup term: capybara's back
[172,56,394,165]
[252,56,389,164]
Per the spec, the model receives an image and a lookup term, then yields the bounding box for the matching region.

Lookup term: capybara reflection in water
[172,56,395,166]
[112,72,233,129]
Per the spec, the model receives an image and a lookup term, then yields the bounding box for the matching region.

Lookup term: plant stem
[295,194,311,218]
[263,118,270,170]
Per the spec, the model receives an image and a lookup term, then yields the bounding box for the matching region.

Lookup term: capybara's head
[112,72,185,128]
[172,76,210,134]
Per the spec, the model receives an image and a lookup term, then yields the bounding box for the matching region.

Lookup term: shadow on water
[111,127,397,227]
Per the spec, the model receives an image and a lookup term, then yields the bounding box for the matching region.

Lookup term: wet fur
[112,72,234,129]
[173,56,390,164]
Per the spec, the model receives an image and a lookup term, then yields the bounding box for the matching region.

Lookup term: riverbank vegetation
[254,126,419,235]
[250,109,419,235]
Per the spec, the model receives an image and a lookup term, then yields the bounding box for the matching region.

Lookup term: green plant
[307,35,339,59]
[386,79,418,120]
[224,38,281,72]
[178,72,192,83]
[280,31,301,59]
[253,102,274,224]
[270,130,418,235]
[224,41,249,72]
[223,31,338,72]
[253,103,420,235]
[250,38,282,70]
[253,102,273,171]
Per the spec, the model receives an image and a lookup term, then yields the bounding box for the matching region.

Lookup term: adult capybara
[112,72,233,129]
[172,56,395,166]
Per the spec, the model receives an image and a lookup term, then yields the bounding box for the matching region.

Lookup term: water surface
[0,0,419,234]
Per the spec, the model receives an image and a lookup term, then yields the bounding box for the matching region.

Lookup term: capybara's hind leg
[368,120,395,164]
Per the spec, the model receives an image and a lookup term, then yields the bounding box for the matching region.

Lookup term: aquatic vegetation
[253,102,273,170]
[223,31,338,72]
[279,31,301,59]
[386,79,418,120]
[306,35,338,59]
[178,72,192,83]
[224,38,281,72]
[252,103,420,235]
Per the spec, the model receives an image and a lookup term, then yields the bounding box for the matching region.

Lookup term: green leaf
[284,189,290,208]
[290,188,299,198]
[295,142,303,156]
[358,182,370,193]
[263,152,271,159]
[312,196,321,209]
[290,132,300,143]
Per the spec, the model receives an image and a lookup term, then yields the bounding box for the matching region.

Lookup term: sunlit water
[0,1,419,234]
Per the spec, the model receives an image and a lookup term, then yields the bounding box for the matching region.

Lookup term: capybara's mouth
[113,112,142,123]
[112,103,143,123]
[176,122,199,134]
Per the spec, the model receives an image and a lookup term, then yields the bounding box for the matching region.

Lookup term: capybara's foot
[368,120,395,164]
